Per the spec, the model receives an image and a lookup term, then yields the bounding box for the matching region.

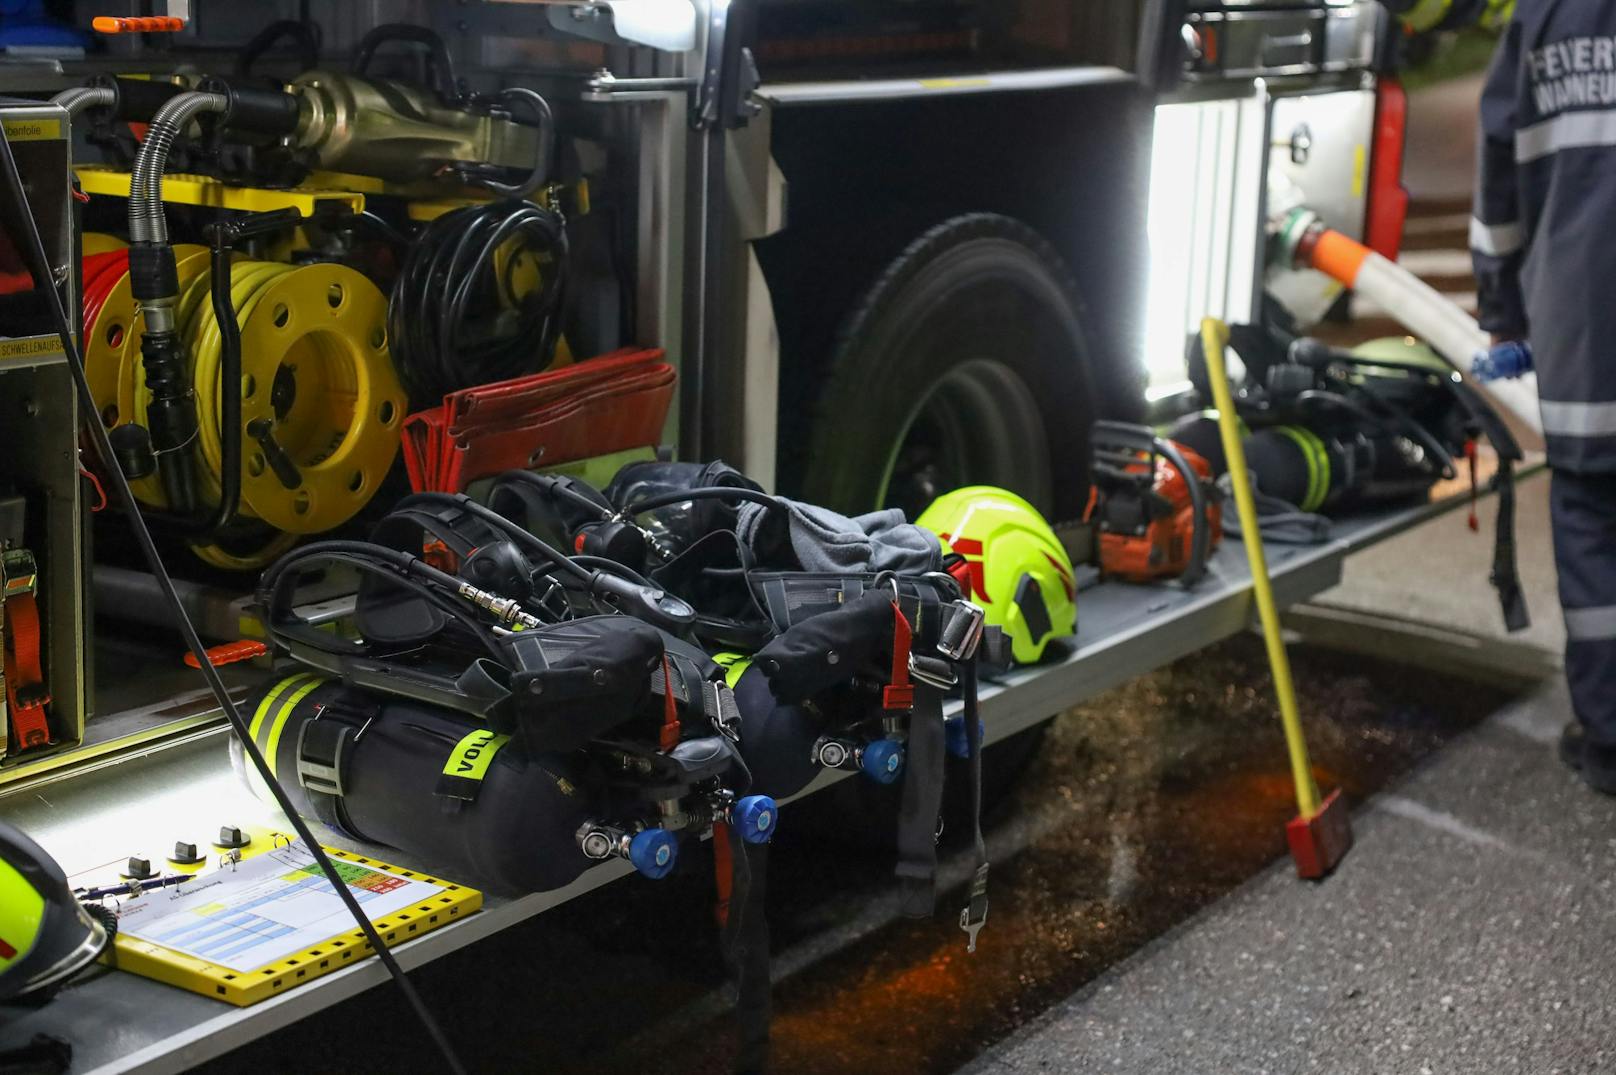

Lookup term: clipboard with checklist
[104,839,481,1006]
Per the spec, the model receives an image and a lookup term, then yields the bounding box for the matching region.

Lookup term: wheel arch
[754,78,1155,512]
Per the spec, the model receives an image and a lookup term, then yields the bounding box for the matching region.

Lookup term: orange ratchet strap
[4,592,52,751]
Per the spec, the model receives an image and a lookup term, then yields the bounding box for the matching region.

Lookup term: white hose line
[1350,252,1544,450]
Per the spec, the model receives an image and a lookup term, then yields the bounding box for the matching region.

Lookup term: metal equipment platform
[0,488,1517,1075]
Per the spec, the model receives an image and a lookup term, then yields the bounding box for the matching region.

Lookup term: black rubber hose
[493,469,614,521]
[387,201,568,407]
[235,19,321,77]
[260,543,508,661]
[1294,389,1458,480]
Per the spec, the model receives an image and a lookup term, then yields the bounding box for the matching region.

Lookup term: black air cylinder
[233,676,601,895]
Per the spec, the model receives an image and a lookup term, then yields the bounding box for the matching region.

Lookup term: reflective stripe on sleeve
[1469,216,1524,257]
[1516,107,1616,163]
[1540,400,1616,438]
[1565,605,1616,642]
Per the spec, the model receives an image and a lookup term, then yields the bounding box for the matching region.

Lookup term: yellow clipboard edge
[103,843,482,1007]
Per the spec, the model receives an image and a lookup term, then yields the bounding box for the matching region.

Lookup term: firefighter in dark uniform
[1473,0,1616,793]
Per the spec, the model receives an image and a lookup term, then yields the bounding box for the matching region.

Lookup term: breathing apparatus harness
[253,494,774,1066]
[257,491,700,726]
[1184,326,1528,631]
[495,461,997,952]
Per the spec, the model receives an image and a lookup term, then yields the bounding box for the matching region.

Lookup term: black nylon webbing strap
[722,824,772,1075]
[1491,460,1531,632]
[896,686,946,917]
[959,659,989,952]
[295,716,359,836]
[1450,381,1528,633]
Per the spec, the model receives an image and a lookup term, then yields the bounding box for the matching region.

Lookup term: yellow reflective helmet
[917,486,1076,664]
[0,820,109,1002]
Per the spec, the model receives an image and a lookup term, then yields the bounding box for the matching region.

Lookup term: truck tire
[800,213,1096,520]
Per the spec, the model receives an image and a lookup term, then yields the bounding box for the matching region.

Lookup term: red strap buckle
[883,598,915,710]
[712,819,734,929]
[659,654,681,752]
[1465,439,1480,533]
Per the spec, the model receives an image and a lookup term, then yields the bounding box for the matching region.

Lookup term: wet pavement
[198,632,1529,1075]
[966,677,1616,1075]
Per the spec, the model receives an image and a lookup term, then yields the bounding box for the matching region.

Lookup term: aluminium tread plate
[0,493,1479,1074]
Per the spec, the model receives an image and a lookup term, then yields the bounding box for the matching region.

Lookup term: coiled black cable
[388,199,568,407]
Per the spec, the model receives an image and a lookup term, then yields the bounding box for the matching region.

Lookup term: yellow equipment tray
[103,837,481,1007]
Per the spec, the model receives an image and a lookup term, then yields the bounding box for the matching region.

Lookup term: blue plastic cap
[945,717,987,760]
[627,828,678,879]
[860,738,905,784]
[734,795,778,844]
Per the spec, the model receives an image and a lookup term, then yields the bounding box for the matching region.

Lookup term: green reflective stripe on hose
[248,673,316,750]
[436,729,512,802]
[263,677,329,777]
[1276,425,1329,513]
[1296,426,1330,513]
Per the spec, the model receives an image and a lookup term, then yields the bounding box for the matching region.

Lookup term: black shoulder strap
[1491,459,1530,632]
[896,685,947,917]
[720,825,771,1075]
[1451,380,1530,632]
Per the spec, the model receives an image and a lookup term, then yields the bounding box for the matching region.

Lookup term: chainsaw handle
[1152,435,1211,588]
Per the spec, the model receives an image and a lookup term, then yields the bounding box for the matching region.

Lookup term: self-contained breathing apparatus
[245,492,773,890]
[489,460,998,950]
[1172,323,1529,631]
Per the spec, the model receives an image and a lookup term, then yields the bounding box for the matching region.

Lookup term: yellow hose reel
[81,232,128,256]
[82,258,406,568]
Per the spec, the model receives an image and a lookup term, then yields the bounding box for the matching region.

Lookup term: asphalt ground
[964,678,1614,1075]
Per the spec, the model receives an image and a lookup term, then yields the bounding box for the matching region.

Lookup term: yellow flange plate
[228,263,404,533]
